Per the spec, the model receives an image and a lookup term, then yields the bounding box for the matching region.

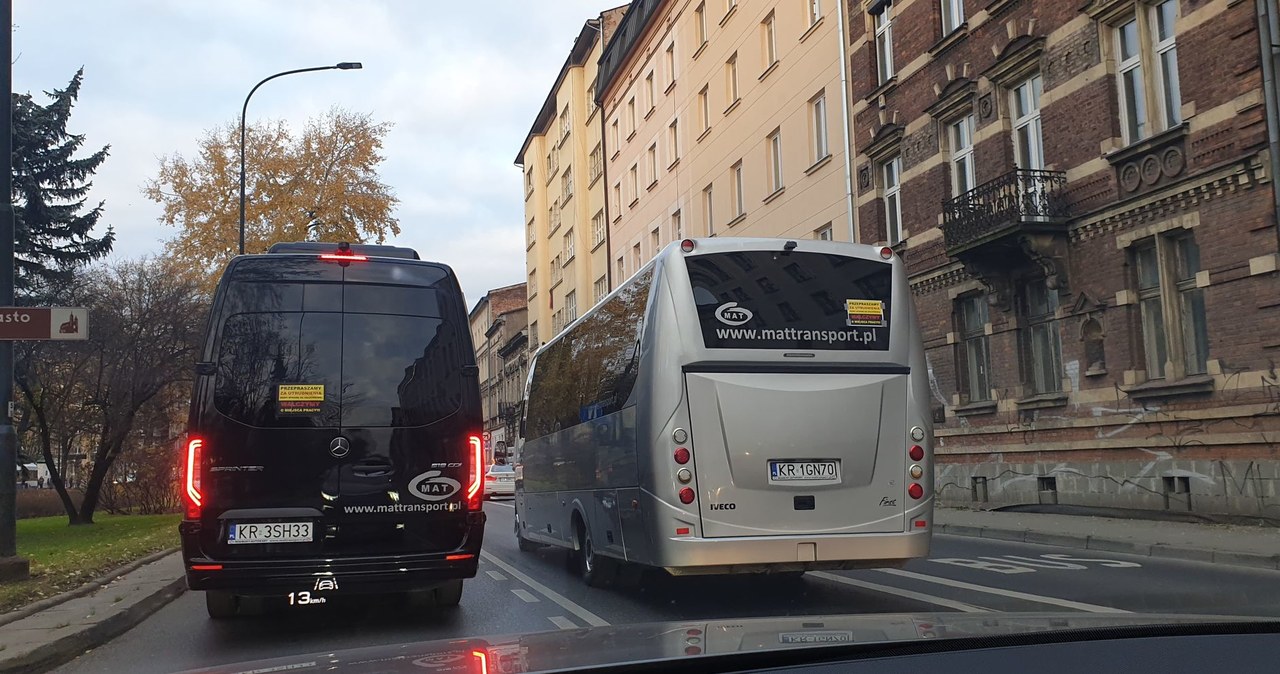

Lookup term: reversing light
[185,438,203,518]
[673,447,690,464]
[880,246,894,259]
[677,468,692,483]
[909,445,924,462]
[909,464,924,479]
[908,483,924,500]
[466,435,484,509]
[680,239,695,253]
[678,487,695,504]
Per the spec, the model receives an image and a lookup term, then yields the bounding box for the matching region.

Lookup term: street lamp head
[336,62,363,70]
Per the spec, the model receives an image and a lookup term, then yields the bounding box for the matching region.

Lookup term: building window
[616,256,625,281]
[703,183,715,235]
[731,160,745,217]
[695,2,708,49]
[610,119,620,153]
[612,182,622,219]
[762,12,777,69]
[767,129,784,193]
[645,71,656,113]
[565,290,578,323]
[671,210,682,240]
[950,114,975,196]
[668,119,680,164]
[665,42,677,88]
[1018,279,1062,395]
[810,92,829,161]
[561,167,573,202]
[1133,232,1207,379]
[563,228,575,261]
[815,223,833,240]
[874,5,895,84]
[524,169,533,197]
[1116,0,1181,144]
[589,144,603,184]
[882,156,902,244]
[809,0,821,25]
[526,217,535,245]
[941,0,964,35]
[1012,74,1044,170]
[956,294,991,402]
[548,204,557,235]
[699,86,711,133]
[550,254,562,286]
[647,144,658,186]
[627,97,637,137]
[552,309,563,335]
[528,270,537,298]
[593,276,607,304]
[628,164,639,204]
[592,210,606,248]
[632,243,642,271]
[726,53,739,104]
[559,105,570,142]
[651,227,661,255]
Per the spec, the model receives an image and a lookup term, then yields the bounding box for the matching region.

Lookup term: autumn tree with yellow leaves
[145,106,400,285]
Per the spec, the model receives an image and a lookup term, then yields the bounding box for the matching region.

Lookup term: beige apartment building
[596,0,855,284]
[517,6,628,347]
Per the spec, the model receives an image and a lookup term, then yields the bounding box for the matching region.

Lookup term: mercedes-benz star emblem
[329,436,350,458]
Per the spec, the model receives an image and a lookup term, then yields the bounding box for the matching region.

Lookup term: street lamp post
[238,62,362,255]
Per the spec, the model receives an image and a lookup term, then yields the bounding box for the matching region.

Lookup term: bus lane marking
[480,550,611,627]
[809,572,990,612]
[875,568,1131,614]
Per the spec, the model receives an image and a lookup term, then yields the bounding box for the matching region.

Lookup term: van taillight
[466,434,484,510]
[185,438,203,519]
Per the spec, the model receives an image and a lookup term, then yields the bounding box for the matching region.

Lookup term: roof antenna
[781,240,798,256]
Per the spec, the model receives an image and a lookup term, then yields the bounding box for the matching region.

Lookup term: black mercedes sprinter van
[180,242,486,618]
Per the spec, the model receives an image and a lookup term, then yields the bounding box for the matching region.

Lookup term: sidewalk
[935,507,1280,571]
[0,551,185,674]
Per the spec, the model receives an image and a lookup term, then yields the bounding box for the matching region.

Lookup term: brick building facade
[468,283,529,463]
[847,0,1280,514]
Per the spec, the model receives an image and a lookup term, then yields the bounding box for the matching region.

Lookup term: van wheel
[574,521,616,588]
[435,579,464,607]
[205,591,238,619]
[516,517,539,552]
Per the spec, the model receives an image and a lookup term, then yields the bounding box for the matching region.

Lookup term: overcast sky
[13,0,612,306]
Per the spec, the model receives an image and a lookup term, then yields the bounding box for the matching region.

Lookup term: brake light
[472,650,489,674]
[909,444,924,462]
[466,434,484,510]
[673,447,690,464]
[485,474,497,481]
[681,239,695,253]
[908,483,924,500]
[318,253,368,262]
[678,487,695,504]
[880,246,894,260]
[184,438,203,519]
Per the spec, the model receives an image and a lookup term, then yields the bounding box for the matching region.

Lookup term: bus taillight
[908,483,924,500]
[674,447,690,464]
[678,487,695,504]
[909,445,924,461]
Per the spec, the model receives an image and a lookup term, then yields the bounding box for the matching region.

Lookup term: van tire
[205,591,238,619]
[516,515,539,552]
[574,519,617,588]
[434,579,464,607]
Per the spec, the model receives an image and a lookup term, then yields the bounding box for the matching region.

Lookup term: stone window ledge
[1123,374,1214,401]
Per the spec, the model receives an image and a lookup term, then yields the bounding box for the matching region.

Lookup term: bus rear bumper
[658,529,931,576]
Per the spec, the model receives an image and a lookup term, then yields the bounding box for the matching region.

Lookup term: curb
[0,572,187,674]
[0,547,181,629]
[935,524,1280,571]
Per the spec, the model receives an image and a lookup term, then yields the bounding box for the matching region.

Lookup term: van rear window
[685,251,893,351]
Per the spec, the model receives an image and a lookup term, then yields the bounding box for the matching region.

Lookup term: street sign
[0,307,88,340]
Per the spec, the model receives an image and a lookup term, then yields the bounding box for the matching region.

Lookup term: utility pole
[0,0,31,580]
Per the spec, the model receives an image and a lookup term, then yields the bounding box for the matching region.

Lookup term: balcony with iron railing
[942,169,1070,254]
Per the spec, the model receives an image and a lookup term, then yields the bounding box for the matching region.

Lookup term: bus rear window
[686,251,893,351]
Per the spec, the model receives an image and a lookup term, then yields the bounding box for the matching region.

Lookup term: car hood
[177,612,1272,674]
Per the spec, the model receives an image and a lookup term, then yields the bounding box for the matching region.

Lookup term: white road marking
[810,572,990,613]
[486,570,508,581]
[480,551,610,627]
[875,568,1131,614]
[487,501,514,508]
[511,588,539,603]
[548,616,578,630]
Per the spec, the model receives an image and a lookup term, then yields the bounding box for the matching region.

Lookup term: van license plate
[228,522,312,545]
[769,460,840,484]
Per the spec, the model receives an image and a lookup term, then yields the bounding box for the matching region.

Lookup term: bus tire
[574,519,616,588]
[205,591,238,620]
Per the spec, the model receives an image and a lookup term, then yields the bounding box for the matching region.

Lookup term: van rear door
[681,249,907,538]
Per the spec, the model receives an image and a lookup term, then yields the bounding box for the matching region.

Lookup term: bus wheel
[575,521,616,588]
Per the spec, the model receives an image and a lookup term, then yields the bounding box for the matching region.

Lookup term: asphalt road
[54,500,1280,674]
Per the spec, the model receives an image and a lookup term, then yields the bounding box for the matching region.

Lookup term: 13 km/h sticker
[278,384,325,415]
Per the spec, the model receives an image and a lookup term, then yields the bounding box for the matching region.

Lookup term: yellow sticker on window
[278,384,324,415]
[846,299,885,327]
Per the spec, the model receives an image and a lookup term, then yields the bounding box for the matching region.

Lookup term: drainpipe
[589,18,615,291]
[1259,0,1280,251]
[836,0,859,243]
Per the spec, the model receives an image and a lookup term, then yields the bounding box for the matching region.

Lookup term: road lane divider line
[486,570,508,581]
[480,550,610,627]
[487,501,514,508]
[548,616,578,630]
[511,589,539,603]
[874,568,1131,614]
[809,572,990,613]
